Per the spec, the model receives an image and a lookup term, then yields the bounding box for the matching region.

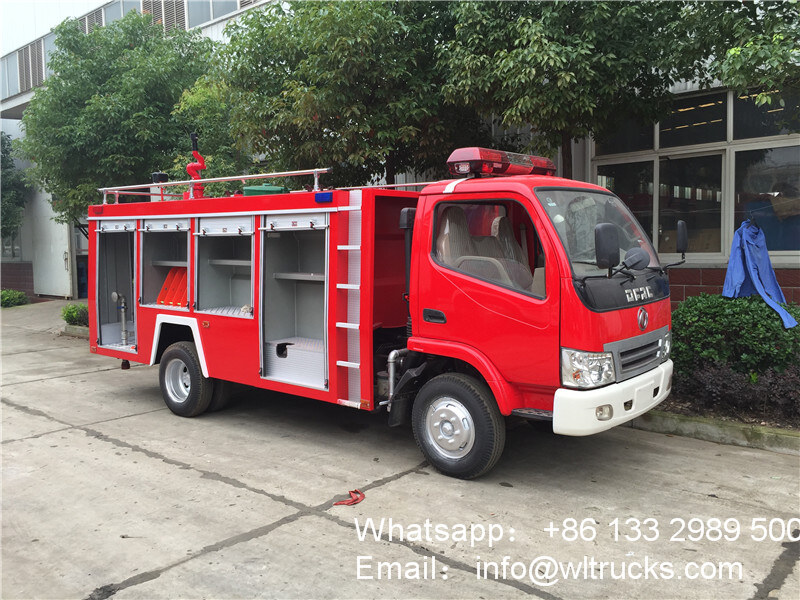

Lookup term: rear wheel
[207,379,234,412]
[412,373,505,479]
[159,341,212,417]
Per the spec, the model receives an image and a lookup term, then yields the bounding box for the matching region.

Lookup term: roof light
[446,147,556,177]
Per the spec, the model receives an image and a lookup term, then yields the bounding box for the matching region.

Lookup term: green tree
[218,1,492,186]
[441,1,683,179]
[668,0,800,107]
[1,132,28,240]
[169,76,253,196]
[19,12,213,224]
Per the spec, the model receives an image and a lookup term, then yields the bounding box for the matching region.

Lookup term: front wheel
[159,341,213,417]
[412,373,505,479]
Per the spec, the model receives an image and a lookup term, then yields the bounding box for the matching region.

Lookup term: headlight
[561,348,616,389]
[658,331,672,362]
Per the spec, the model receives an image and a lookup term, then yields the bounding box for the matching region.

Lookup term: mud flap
[387,394,412,427]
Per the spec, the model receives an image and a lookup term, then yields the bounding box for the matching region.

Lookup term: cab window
[432,201,546,297]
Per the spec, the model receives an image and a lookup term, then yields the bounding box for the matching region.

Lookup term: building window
[212,0,238,20]
[43,33,56,77]
[1,54,19,99]
[104,1,123,25]
[123,0,140,15]
[1,230,23,261]
[658,154,722,253]
[595,117,654,156]
[734,146,800,251]
[188,0,238,28]
[734,91,800,140]
[187,0,211,28]
[660,92,726,148]
[597,161,655,242]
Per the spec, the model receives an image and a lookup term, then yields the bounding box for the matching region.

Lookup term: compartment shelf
[208,259,252,267]
[151,260,188,267]
[273,272,325,282]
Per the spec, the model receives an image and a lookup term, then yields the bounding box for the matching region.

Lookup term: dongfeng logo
[637,306,649,331]
[625,286,654,303]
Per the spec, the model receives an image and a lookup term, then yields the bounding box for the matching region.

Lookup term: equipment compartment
[262,228,327,388]
[97,229,136,350]
[141,225,189,307]
[196,218,254,317]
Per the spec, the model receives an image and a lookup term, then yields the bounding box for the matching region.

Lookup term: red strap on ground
[333,489,365,506]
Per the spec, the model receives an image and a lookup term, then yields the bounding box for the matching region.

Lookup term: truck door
[416,196,561,391]
[261,213,329,389]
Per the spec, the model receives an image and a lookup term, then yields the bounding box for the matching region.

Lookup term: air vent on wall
[144,1,187,31]
[80,8,104,34]
[16,39,44,93]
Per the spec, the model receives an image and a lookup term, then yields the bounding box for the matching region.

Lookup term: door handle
[423,308,447,324]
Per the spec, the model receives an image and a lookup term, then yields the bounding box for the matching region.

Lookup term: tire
[159,341,212,417]
[207,379,234,412]
[412,373,506,479]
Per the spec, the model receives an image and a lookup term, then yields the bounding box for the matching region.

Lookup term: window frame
[429,197,548,299]
[591,89,800,267]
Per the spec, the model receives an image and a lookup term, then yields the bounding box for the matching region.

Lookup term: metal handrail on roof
[98,167,332,204]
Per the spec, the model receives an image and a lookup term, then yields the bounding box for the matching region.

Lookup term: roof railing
[98,167,332,204]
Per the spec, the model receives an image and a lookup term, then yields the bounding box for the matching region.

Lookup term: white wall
[0,0,104,56]
[27,189,73,297]
[2,117,73,296]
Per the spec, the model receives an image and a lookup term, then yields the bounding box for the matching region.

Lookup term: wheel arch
[150,315,209,377]
[406,337,521,415]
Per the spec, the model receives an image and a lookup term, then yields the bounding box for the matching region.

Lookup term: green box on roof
[243,185,289,196]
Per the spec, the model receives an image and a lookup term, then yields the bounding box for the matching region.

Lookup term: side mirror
[594,223,619,271]
[676,220,688,256]
[623,247,650,270]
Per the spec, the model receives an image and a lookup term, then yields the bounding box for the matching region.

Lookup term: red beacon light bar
[446,147,557,178]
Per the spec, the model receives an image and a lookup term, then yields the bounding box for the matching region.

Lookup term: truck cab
[393,148,680,478]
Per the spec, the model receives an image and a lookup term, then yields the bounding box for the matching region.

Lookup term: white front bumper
[552,360,673,436]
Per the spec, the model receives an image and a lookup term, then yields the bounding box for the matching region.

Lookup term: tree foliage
[441,1,683,179]
[1,132,29,239]
[168,76,252,196]
[668,0,800,106]
[218,1,493,186]
[19,12,213,224]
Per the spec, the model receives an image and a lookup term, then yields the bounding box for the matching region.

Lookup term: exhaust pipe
[386,348,408,412]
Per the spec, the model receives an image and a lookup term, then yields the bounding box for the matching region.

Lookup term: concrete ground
[2,301,798,600]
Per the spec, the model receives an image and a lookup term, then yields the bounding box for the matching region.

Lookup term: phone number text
[544,517,800,543]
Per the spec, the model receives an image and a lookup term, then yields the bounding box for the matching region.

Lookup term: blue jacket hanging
[722,219,797,329]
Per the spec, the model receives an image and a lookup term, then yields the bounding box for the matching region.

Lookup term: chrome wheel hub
[164,359,191,404]
[425,397,475,459]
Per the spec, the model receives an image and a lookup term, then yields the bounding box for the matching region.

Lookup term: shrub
[62,303,89,326]
[675,363,800,422]
[671,294,800,377]
[1,289,29,307]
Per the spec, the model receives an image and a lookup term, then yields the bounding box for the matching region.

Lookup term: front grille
[619,340,660,375]
[604,326,667,383]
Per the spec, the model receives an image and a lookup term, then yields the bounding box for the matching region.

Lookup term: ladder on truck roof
[97,168,332,204]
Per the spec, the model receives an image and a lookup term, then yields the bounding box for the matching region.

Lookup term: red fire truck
[89,146,686,479]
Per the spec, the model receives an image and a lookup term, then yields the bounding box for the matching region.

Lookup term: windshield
[536,188,659,277]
